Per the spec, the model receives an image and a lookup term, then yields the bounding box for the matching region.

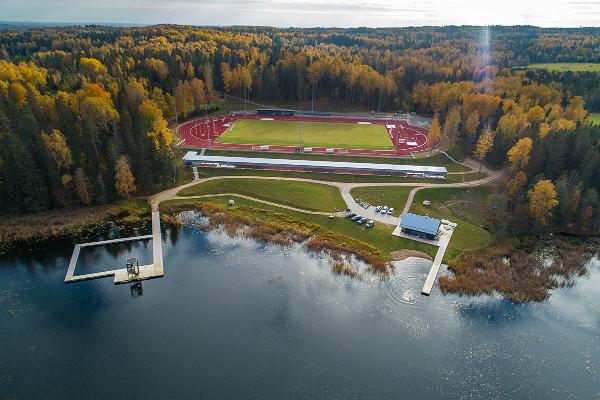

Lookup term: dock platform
[392,221,455,296]
[65,212,164,284]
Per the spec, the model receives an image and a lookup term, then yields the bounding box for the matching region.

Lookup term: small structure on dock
[126,257,139,279]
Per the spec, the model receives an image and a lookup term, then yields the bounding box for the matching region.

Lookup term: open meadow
[525,63,600,73]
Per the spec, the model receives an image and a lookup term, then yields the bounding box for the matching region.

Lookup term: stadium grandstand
[182,152,447,178]
[256,108,295,116]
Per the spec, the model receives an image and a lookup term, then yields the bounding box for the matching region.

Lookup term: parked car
[357,217,367,225]
[365,220,374,229]
[381,206,388,213]
[351,215,361,222]
[375,205,382,212]
[346,212,356,219]
[387,207,394,215]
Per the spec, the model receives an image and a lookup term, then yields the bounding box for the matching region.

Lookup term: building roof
[399,212,441,235]
[182,152,448,175]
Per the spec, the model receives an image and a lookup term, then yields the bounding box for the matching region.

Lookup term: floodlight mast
[300,117,303,150]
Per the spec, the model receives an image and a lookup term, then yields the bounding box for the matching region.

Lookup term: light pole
[299,118,303,151]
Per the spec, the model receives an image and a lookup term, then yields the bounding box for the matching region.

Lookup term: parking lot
[344,197,401,226]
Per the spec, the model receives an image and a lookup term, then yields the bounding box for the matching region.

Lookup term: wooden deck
[64,212,164,284]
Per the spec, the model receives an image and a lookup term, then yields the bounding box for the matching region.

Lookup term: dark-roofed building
[399,212,441,240]
[256,108,295,116]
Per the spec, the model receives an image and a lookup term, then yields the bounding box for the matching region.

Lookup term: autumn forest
[1,24,600,237]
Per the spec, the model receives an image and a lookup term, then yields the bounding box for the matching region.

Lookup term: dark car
[346,212,356,219]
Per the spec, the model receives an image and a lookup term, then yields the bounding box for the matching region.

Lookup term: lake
[1,223,599,399]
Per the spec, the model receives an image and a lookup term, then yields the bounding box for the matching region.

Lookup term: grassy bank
[163,196,438,260]
[194,166,484,184]
[178,179,346,212]
[161,200,393,275]
[0,198,150,254]
[409,187,493,260]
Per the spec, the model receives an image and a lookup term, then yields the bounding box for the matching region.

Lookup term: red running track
[176,113,438,157]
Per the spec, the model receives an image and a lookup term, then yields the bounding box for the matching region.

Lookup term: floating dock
[65,212,164,284]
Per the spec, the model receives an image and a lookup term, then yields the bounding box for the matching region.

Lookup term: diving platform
[65,212,164,284]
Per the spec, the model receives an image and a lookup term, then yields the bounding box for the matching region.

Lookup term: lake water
[1,224,599,399]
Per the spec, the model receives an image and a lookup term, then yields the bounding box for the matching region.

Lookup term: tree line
[1,24,599,218]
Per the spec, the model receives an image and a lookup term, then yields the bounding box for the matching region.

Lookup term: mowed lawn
[216,119,394,150]
[589,113,600,125]
[349,187,413,216]
[163,195,438,259]
[526,63,600,73]
[410,187,492,261]
[177,178,346,212]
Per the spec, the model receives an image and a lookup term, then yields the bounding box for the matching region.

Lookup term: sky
[2,0,600,27]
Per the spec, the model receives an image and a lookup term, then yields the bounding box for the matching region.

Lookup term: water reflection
[0,224,598,399]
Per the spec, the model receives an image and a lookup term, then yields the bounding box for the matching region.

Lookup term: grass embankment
[349,187,412,215]
[203,149,471,173]
[0,198,150,253]
[195,167,484,184]
[525,62,600,72]
[440,238,595,303]
[178,179,346,212]
[161,200,396,275]
[217,118,395,150]
[163,196,438,261]
[589,113,600,126]
[410,187,492,260]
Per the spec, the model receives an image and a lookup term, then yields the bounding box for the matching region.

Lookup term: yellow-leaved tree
[473,129,495,172]
[79,57,107,82]
[527,179,559,225]
[507,137,533,171]
[114,155,136,198]
[427,116,441,156]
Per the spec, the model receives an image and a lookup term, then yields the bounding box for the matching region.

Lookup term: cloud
[1,0,599,27]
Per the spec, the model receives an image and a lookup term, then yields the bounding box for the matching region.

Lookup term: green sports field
[526,63,600,73]
[216,119,394,150]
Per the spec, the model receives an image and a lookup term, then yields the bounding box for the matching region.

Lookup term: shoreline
[0,199,150,254]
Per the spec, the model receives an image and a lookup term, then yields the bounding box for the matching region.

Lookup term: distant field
[589,113,600,125]
[216,119,394,150]
[526,63,600,73]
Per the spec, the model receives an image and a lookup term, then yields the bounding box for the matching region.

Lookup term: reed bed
[0,200,150,254]
[162,201,390,276]
[439,238,595,302]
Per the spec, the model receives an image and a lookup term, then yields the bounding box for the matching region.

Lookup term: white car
[387,208,394,215]
[381,206,388,213]
[375,205,382,212]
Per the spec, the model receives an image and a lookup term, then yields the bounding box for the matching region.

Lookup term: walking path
[65,154,503,288]
[173,193,343,216]
[154,160,504,225]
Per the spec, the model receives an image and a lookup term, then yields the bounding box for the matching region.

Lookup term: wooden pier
[64,212,164,284]
[421,240,449,296]
[392,221,454,296]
